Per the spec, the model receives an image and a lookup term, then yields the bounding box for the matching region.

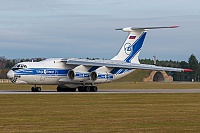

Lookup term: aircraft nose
[7,70,14,79]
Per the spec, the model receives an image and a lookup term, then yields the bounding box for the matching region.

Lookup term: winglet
[183,69,193,72]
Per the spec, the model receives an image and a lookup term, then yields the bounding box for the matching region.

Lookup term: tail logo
[124,43,132,55]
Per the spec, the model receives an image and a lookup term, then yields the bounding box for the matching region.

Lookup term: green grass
[0,94,199,132]
[115,70,151,82]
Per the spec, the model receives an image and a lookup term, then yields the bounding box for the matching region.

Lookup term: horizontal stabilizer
[116,26,179,32]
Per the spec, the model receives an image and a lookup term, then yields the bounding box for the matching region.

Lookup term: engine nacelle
[90,71,98,81]
[90,71,114,83]
[68,69,90,81]
[67,65,90,81]
[68,70,75,80]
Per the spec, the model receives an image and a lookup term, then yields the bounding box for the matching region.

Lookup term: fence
[0,79,11,83]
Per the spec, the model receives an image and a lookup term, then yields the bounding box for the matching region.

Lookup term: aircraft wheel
[62,87,70,92]
[37,87,41,92]
[91,86,98,92]
[85,86,91,92]
[78,86,84,92]
[70,88,76,92]
[57,86,63,92]
[31,87,41,92]
[31,87,35,92]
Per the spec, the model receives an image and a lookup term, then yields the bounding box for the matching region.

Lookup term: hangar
[143,70,173,82]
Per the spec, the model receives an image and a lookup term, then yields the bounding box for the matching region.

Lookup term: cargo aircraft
[7,26,192,92]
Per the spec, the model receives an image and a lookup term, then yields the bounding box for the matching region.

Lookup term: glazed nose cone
[7,70,14,79]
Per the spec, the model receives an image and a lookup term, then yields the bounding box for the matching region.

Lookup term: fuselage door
[40,69,46,81]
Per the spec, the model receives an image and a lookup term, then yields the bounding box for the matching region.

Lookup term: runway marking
[0,89,200,94]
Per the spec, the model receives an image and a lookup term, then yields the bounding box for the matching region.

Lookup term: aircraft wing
[61,58,192,72]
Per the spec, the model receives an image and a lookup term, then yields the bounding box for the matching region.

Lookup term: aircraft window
[12,64,27,70]
[12,68,22,71]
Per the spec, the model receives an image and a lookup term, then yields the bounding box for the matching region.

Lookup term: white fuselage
[7,58,134,88]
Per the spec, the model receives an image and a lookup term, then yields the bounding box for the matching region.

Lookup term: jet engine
[68,69,90,81]
[67,65,90,81]
[90,66,114,83]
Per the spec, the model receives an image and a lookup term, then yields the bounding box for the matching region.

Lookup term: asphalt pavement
[0,89,200,94]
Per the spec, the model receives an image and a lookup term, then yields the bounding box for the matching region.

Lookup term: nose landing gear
[31,86,41,92]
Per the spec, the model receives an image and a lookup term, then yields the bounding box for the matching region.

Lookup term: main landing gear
[57,86,98,92]
[30,85,98,92]
[57,86,76,92]
[78,86,98,92]
[31,86,41,92]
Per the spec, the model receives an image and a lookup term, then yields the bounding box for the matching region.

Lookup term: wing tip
[171,26,179,28]
[183,69,193,72]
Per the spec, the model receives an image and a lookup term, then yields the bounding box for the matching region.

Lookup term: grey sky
[0,0,200,61]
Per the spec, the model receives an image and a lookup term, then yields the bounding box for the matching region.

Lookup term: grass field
[0,83,200,132]
[0,94,199,133]
[115,70,151,82]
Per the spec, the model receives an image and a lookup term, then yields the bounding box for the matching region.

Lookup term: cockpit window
[12,64,27,71]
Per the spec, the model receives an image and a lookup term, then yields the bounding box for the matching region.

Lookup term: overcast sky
[0,0,200,61]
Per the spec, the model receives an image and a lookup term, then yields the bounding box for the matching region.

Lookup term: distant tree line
[0,57,45,79]
[140,54,200,81]
[0,55,200,81]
